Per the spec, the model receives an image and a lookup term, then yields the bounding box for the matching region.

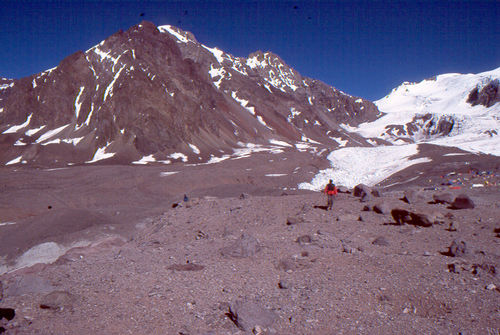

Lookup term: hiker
[324,179,337,210]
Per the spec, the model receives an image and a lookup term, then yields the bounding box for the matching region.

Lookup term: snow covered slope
[300,67,500,190]
[355,67,500,155]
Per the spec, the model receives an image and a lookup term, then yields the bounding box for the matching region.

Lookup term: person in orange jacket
[324,179,338,210]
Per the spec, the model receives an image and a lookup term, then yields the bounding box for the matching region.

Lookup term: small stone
[167,263,205,271]
[278,280,288,289]
[296,235,312,245]
[486,284,497,290]
[286,216,302,226]
[372,236,389,246]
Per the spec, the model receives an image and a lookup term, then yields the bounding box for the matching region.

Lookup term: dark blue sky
[1,1,498,100]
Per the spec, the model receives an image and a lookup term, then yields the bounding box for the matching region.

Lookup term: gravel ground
[1,183,499,334]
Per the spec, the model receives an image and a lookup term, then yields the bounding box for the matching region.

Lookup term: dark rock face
[451,194,475,209]
[467,79,500,108]
[0,21,379,167]
[384,114,455,141]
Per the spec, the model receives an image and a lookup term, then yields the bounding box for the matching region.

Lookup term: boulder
[39,290,75,311]
[353,184,370,197]
[372,236,389,246]
[391,209,433,227]
[451,194,475,209]
[286,216,303,226]
[373,202,390,215]
[360,192,374,203]
[227,300,278,331]
[391,209,411,225]
[296,235,312,246]
[447,240,467,257]
[0,308,15,321]
[337,186,350,194]
[432,192,454,204]
[408,212,433,227]
[401,189,426,204]
[220,233,261,258]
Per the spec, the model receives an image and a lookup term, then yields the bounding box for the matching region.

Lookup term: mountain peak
[0,21,379,167]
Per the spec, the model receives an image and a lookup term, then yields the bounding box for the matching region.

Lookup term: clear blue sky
[1,1,498,101]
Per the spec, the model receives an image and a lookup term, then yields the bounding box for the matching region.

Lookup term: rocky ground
[0,148,499,334]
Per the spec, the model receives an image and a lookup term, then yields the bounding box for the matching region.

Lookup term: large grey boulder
[227,299,278,331]
[220,233,261,258]
[39,290,75,311]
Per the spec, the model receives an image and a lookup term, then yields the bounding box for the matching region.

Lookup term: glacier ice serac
[300,67,500,191]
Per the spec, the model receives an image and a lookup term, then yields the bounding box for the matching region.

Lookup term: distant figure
[324,180,338,211]
[183,194,189,202]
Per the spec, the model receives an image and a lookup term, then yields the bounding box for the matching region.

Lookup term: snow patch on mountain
[355,67,500,155]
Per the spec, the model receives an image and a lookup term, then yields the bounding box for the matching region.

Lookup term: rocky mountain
[0,21,378,167]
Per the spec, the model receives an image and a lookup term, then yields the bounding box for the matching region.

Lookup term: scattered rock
[286,216,303,226]
[432,192,454,204]
[278,280,289,289]
[391,209,411,225]
[296,235,312,245]
[195,230,208,240]
[450,194,475,209]
[362,205,371,212]
[220,233,261,258]
[494,227,500,238]
[352,183,381,198]
[167,263,205,271]
[401,189,426,204]
[227,299,278,331]
[486,284,497,291]
[442,240,467,257]
[239,193,249,200]
[340,240,362,254]
[372,236,389,246]
[39,291,75,311]
[471,263,496,277]
[390,209,433,227]
[408,212,433,227]
[373,202,390,215]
